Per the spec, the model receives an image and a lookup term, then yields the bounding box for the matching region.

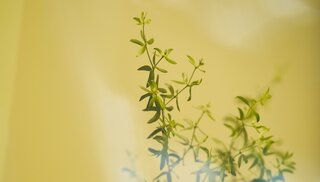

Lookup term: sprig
[127,12,295,182]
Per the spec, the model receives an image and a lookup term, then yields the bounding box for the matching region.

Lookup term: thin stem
[190,111,205,146]
[233,141,261,158]
[165,67,197,105]
[155,56,164,67]
[142,23,153,67]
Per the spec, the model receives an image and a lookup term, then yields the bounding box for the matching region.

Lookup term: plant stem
[165,67,197,105]
[190,111,205,146]
[142,23,153,67]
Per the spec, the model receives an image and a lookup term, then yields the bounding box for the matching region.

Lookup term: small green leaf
[165,56,177,64]
[154,48,162,55]
[249,158,258,169]
[166,84,174,95]
[158,88,167,93]
[130,39,144,46]
[148,111,160,123]
[187,86,192,101]
[166,48,173,55]
[229,156,236,176]
[282,169,294,173]
[176,95,180,111]
[253,111,260,122]
[238,107,244,120]
[140,86,151,93]
[133,17,141,24]
[187,55,196,66]
[148,148,161,156]
[137,46,146,56]
[251,178,267,182]
[153,135,165,144]
[172,80,185,85]
[137,65,152,71]
[238,155,243,168]
[147,128,162,139]
[166,106,173,111]
[147,38,154,45]
[199,146,209,157]
[139,93,151,101]
[263,142,274,155]
[224,123,235,136]
[155,67,168,73]
[236,96,250,106]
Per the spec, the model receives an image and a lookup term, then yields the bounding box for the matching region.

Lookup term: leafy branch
[127,12,295,182]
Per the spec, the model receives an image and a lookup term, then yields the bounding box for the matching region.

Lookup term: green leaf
[238,107,244,120]
[224,123,235,134]
[263,142,274,155]
[251,179,267,182]
[139,86,151,93]
[236,96,250,106]
[137,65,152,71]
[165,56,177,64]
[130,39,144,46]
[191,79,202,86]
[166,48,173,55]
[155,66,168,73]
[148,111,160,123]
[133,17,141,24]
[238,155,243,168]
[139,93,151,101]
[147,38,154,45]
[187,86,192,101]
[282,169,294,173]
[153,135,165,144]
[172,80,185,85]
[137,46,146,56]
[147,128,162,139]
[176,96,180,111]
[166,106,173,111]
[187,55,196,66]
[166,84,174,95]
[158,88,167,93]
[148,148,161,156]
[154,48,162,55]
[229,156,236,176]
[253,111,260,122]
[199,146,209,157]
[249,158,258,169]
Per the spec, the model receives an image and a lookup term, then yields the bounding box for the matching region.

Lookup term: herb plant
[126,12,295,182]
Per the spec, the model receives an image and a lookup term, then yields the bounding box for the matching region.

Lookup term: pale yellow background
[0,0,319,182]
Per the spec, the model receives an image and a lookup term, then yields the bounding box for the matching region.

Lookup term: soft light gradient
[0,0,319,181]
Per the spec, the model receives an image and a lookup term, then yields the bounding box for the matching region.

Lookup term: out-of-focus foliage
[124,12,295,182]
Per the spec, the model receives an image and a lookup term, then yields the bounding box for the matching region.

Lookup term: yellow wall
[0,0,319,182]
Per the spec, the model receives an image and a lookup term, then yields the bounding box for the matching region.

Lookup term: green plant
[126,12,295,182]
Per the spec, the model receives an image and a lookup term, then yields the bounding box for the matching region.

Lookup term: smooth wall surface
[0,0,319,181]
